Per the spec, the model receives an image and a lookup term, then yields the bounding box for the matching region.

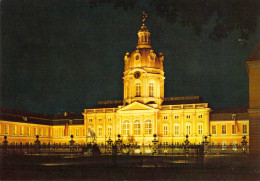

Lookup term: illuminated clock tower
[123,12,165,105]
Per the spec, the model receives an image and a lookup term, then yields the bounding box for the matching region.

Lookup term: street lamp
[106,137,113,153]
[241,135,248,154]
[184,135,190,154]
[69,135,75,152]
[202,136,209,154]
[152,134,159,155]
[115,134,122,153]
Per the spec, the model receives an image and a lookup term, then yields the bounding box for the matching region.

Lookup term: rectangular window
[98,127,102,136]
[232,125,235,134]
[5,125,9,134]
[186,124,191,135]
[61,128,64,137]
[13,125,17,135]
[69,128,72,136]
[98,119,102,122]
[34,128,37,136]
[163,125,168,135]
[243,125,247,134]
[107,127,112,136]
[43,128,47,136]
[198,125,203,135]
[89,119,92,122]
[174,125,179,135]
[26,127,30,136]
[163,116,168,120]
[198,115,203,118]
[20,126,24,135]
[76,128,79,136]
[212,125,216,134]
[55,129,59,137]
[108,118,112,121]
[83,129,85,136]
[222,125,226,134]
[186,115,191,119]
[175,116,179,119]
[39,128,43,136]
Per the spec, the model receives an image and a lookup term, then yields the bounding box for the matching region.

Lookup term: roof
[210,107,249,121]
[0,108,84,126]
[162,96,203,105]
[247,43,260,62]
[95,100,124,108]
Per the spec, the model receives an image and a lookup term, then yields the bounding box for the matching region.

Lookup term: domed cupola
[123,12,165,106]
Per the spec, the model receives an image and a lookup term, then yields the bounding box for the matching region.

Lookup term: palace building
[0,13,255,148]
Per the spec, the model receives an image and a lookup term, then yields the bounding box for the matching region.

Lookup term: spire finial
[142,11,148,25]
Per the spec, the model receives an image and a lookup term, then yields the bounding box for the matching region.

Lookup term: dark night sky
[1,0,260,114]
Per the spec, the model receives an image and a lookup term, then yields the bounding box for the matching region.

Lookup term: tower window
[149,83,154,97]
[136,83,141,97]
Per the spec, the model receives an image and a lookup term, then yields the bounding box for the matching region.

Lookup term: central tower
[123,12,165,105]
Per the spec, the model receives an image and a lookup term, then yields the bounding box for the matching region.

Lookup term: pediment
[118,102,155,112]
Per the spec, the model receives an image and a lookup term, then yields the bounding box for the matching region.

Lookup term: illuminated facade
[0,13,252,147]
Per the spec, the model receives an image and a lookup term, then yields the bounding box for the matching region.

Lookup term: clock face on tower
[134,71,141,79]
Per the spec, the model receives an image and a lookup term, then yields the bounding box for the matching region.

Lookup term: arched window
[149,83,154,97]
[133,120,141,135]
[136,83,141,97]
[122,120,130,135]
[145,120,152,135]
[186,123,191,135]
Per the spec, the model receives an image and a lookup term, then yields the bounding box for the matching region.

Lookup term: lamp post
[106,137,113,154]
[152,134,159,155]
[202,136,209,154]
[115,134,122,153]
[184,135,190,154]
[3,136,8,154]
[69,135,75,152]
[241,135,248,154]
[34,135,40,153]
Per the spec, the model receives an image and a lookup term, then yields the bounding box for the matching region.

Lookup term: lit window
[69,128,72,136]
[98,127,102,136]
[212,125,216,134]
[163,124,168,135]
[5,125,9,134]
[122,121,130,135]
[222,125,226,134]
[83,129,85,136]
[175,116,179,119]
[76,128,79,136]
[145,120,152,135]
[136,83,141,97]
[13,125,17,135]
[186,123,191,135]
[89,119,92,122]
[198,124,203,135]
[133,120,141,135]
[39,128,43,136]
[61,128,64,137]
[232,125,235,134]
[243,125,247,134]
[174,124,179,135]
[198,115,203,118]
[44,128,47,136]
[20,126,24,135]
[108,118,112,121]
[26,127,30,136]
[149,83,154,97]
[186,115,191,119]
[55,129,59,137]
[163,116,168,120]
[34,128,37,136]
[107,127,112,136]
[99,119,102,122]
